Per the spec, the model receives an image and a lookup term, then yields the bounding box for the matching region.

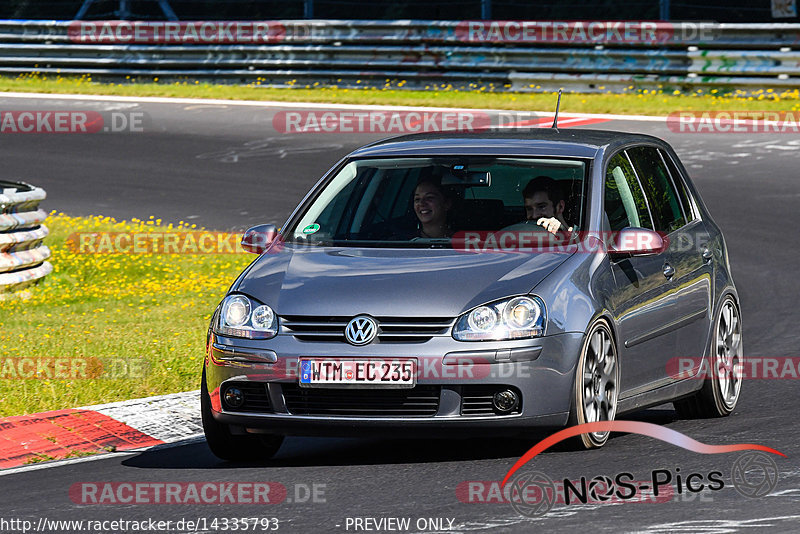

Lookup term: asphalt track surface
[2,94,800,533]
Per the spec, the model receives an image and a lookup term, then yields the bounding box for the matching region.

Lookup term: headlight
[467,306,498,332]
[453,296,545,341]
[214,294,278,339]
[222,295,250,327]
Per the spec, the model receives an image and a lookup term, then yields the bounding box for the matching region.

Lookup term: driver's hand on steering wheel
[536,217,566,235]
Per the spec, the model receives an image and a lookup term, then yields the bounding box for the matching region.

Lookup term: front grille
[282,384,441,417]
[281,316,454,343]
[461,386,522,416]
[221,382,272,413]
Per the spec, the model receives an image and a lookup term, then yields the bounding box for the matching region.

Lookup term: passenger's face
[414,183,449,226]
[525,191,562,220]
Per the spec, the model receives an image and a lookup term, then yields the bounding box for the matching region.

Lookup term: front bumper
[204,331,584,437]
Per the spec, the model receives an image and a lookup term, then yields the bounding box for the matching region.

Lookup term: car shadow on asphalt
[121,407,679,470]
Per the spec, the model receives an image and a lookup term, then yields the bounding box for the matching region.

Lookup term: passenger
[522,176,573,235]
[413,177,454,238]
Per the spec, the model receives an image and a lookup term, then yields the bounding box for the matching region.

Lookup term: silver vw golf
[202,129,742,459]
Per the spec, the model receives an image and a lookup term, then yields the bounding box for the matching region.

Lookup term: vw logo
[345,316,378,346]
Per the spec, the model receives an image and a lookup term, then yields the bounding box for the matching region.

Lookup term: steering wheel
[499,220,553,233]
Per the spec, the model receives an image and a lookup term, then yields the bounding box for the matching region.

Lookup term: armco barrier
[1,20,799,48]
[0,180,52,294]
[0,20,798,92]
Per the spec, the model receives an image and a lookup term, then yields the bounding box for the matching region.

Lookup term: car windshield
[285,156,588,248]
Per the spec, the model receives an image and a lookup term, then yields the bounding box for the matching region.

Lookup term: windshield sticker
[302,223,321,235]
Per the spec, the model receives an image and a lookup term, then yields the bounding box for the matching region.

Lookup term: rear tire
[674,296,742,419]
[567,319,620,449]
[201,369,284,461]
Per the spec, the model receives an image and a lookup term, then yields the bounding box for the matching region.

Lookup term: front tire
[201,369,284,461]
[674,295,742,418]
[568,319,620,449]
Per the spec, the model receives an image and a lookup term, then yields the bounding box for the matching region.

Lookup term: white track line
[0,436,205,477]
[0,91,665,122]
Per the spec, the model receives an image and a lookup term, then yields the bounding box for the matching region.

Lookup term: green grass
[2,74,799,116]
[24,453,57,464]
[0,214,253,416]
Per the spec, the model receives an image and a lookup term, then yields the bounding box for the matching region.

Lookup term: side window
[628,146,687,233]
[659,149,697,222]
[604,152,653,231]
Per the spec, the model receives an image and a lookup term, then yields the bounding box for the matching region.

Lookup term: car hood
[235,245,571,317]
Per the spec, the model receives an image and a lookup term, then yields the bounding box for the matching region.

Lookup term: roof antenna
[551,88,563,129]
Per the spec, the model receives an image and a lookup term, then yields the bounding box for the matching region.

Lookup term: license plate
[298,359,417,388]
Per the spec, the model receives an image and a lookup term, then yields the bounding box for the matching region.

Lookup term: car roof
[348,128,668,159]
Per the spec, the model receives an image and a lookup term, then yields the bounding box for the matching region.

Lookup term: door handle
[702,247,713,263]
[663,263,675,279]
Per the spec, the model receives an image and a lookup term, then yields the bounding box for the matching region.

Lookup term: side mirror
[609,227,666,257]
[241,224,278,254]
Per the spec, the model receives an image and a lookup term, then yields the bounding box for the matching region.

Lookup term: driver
[522,176,573,235]
[413,177,454,238]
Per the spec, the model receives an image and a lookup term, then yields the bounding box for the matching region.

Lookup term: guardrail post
[118,0,132,19]
[481,0,492,20]
[304,0,314,19]
[158,0,179,21]
[74,0,94,20]
[660,0,670,20]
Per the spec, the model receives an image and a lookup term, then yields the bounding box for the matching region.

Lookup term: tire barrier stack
[0,180,51,295]
[0,20,798,92]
